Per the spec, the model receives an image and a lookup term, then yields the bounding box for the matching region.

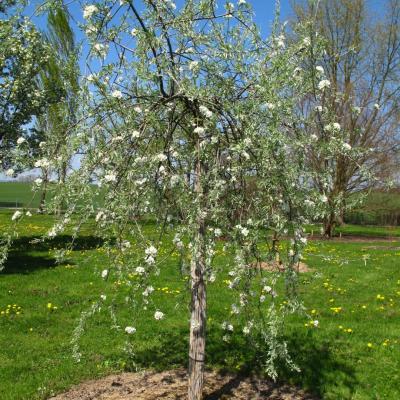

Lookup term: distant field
[1,182,399,227]
[0,182,102,210]
[0,182,40,208]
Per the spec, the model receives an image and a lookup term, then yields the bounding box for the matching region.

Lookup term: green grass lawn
[0,210,400,399]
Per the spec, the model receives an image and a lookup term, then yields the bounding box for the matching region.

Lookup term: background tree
[291,0,400,237]
[0,1,50,170]
[35,5,80,213]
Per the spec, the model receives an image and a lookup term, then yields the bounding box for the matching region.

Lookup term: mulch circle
[49,369,318,400]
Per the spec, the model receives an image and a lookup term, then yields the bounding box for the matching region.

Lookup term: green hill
[0,182,40,208]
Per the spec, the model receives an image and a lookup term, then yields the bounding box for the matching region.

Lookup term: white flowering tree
[4,1,349,399]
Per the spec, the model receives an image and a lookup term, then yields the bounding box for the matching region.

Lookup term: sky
[29,1,293,38]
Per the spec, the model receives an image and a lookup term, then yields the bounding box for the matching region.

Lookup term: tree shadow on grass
[128,327,357,399]
[275,332,358,399]
[1,234,105,274]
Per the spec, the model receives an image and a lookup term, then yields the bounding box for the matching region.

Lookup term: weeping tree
[291,0,400,237]
[6,1,347,399]
[35,5,80,213]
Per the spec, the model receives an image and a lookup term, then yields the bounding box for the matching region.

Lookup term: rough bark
[188,148,206,400]
[323,211,336,238]
[188,236,206,400]
[57,161,67,216]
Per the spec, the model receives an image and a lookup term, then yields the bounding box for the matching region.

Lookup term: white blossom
[5,168,14,177]
[318,79,331,90]
[154,310,164,320]
[188,61,199,71]
[145,256,155,265]
[83,5,98,19]
[173,234,184,249]
[101,269,109,279]
[17,137,26,145]
[315,66,324,74]
[145,245,157,257]
[199,105,213,118]
[111,90,123,99]
[263,285,272,293]
[104,173,117,183]
[11,211,22,221]
[194,126,205,135]
[155,153,167,162]
[34,158,50,168]
[95,211,106,222]
[300,237,307,245]
[142,286,154,296]
[125,326,136,334]
[131,130,140,138]
[93,43,107,58]
[135,266,145,275]
[343,143,352,151]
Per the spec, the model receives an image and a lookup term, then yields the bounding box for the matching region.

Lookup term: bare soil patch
[252,261,311,273]
[49,369,317,400]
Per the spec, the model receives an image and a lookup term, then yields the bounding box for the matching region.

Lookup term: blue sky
[29,1,292,37]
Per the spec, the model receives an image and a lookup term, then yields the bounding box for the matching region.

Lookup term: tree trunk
[57,161,67,216]
[336,209,344,226]
[38,169,48,214]
[188,146,206,400]
[188,232,206,400]
[324,212,336,238]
